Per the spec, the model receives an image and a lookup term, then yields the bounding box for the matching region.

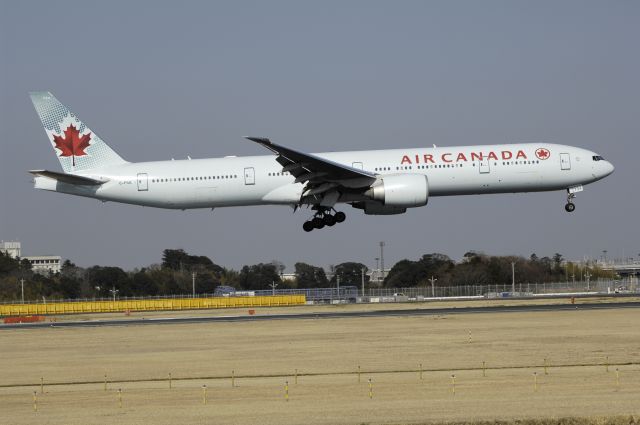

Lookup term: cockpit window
[592,155,605,161]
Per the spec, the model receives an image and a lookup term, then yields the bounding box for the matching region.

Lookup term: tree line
[0,249,614,302]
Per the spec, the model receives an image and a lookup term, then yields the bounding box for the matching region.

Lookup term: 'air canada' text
[400,150,528,165]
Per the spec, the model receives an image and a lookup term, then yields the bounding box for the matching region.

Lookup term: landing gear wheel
[303,207,345,232]
[565,190,576,213]
[323,215,336,226]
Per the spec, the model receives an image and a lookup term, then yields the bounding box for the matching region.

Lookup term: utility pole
[361,268,365,297]
[269,281,278,296]
[379,241,385,282]
[192,272,196,298]
[337,276,340,300]
[428,276,437,298]
[511,262,515,293]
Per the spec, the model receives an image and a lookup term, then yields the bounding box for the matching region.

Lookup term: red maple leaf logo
[52,124,92,166]
[535,148,550,160]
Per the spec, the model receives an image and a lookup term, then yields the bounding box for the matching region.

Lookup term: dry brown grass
[1,307,639,424]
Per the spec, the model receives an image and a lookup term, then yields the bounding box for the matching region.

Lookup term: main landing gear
[565,190,576,213]
[303,207,346,232]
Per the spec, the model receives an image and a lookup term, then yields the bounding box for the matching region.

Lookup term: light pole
[361,268,365,297]
[269,281,278,296]
[109,286,119,302]
[374,257,379,283]
[428,276,437,298]
[192,272,196,298]
[511,262,515,293]
[18,260,26,304]
[20,278,25,304]
[379,242,385,281]
[585,271,592,291]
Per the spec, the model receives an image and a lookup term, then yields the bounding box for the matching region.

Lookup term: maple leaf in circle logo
[535,148,550,160]
[52,124,92,166]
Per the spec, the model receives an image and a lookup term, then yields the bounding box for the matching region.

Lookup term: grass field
[1,304,639,424]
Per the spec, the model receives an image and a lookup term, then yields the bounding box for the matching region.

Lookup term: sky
[1,1,639,272]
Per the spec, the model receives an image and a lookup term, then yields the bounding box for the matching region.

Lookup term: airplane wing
[245,137,376,200]
[29,170,108,186]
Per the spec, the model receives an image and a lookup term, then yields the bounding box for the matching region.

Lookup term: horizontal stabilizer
[29,170,108,186]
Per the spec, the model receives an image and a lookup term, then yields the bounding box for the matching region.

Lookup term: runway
[2,301,639,330]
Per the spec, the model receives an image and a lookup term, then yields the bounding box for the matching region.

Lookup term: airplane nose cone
[605,161,615,176]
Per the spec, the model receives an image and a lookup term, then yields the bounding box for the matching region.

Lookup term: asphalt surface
[1,301,639,330]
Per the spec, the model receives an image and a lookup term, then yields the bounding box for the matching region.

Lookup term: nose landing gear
[303,207,346,232]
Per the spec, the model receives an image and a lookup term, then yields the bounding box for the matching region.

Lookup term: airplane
[29,92,614,232]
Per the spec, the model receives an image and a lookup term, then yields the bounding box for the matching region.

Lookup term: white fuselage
[34,143,614,210]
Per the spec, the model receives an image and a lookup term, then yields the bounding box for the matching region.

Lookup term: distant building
[280,273,297,282]
[0,241,21,258]
[367,268,391,286]
[24,255,62,274]
[0,241,62,275]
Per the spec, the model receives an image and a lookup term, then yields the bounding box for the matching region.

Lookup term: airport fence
[1,279,635,316]
[252,279,635,301]
[0,287,361,306]
[252,279,634,301]
[361,279,637,299]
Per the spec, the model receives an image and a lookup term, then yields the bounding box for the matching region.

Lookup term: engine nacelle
[363,203,407,215]
[351,202,407,215]
[365,174,429,207]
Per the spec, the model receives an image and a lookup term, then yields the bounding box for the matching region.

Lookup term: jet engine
[364,174,429,207]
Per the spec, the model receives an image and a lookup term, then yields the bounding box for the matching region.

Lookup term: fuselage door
[137,173,148,191]
[560,153,571,170]
[479,159,490,174]
[352,162,363,170]
[244,167,255,185]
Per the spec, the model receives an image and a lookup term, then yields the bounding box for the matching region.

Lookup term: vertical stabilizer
[29,92,127,173]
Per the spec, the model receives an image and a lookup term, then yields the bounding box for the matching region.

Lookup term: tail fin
[29,92,127,173]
